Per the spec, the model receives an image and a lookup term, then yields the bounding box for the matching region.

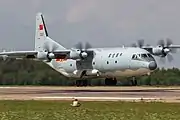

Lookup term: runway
[0,86,180,102]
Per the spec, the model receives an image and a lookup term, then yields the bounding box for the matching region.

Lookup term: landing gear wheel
[131,77,137,86]
[76,80,88,87]
[105,78,117,86]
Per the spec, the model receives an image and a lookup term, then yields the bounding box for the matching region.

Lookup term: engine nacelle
[85,69,100,76]
[36,51,48,60]
[36,51,55,61]
[48,53,55,59]
[152,47,163,55]
[69,50,81,59]
[69,50,88,60]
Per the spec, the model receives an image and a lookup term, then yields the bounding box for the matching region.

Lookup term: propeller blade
[49,44,54,52]
[170,48,177,53]
[157,39,165,47]
[167,54,173,62]
[75,42,83,50]
[43,43,49,52]
[131,43,137,47]
[146,44,150,47]
[51,44,59,52]
[43,42,59,52]
[137,39,144,48]
[85,42,92,50]
[166,38,173,47]
[159,57,166,63]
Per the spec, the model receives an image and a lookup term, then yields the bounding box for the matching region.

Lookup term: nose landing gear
[105,78,117,86]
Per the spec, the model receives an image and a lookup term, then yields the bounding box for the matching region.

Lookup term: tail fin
[35,13,66,52]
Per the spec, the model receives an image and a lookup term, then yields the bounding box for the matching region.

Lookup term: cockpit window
[132,54,135,59]
[132,54,138,59]
[132,53,154,61]
[147,53,153,58]
[141,54,148,58]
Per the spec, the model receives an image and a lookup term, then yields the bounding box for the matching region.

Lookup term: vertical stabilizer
[35,13,66,52]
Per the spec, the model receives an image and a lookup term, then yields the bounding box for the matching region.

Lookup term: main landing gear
[75,80,88,87]
[105,78,117,86]
[130,77,137,86]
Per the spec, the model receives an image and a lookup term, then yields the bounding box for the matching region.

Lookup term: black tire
[105,78,117,86]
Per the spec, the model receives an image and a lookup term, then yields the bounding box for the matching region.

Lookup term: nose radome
[148,61,157,70]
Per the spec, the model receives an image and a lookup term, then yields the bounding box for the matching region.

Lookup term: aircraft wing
[0,51,37,58]
[165,45,180,48]
[0,50,71,59]
[141,44,180,50]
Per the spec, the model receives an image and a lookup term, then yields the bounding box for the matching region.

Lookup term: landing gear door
[93,51,104,70]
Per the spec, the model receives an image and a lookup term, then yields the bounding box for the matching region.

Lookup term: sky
[0,0,180,68]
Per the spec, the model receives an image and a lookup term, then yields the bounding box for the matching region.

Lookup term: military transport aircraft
[0,13,179,87]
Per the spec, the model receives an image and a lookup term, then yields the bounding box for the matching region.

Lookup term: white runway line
[34,96,161,100]
[0,87,18,88]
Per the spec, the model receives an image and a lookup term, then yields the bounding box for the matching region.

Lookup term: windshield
[132,53,155,61]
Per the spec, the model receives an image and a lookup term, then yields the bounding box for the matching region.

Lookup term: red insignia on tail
[39,24,43,30]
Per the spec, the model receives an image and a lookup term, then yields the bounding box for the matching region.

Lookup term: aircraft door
[92,52,104,70]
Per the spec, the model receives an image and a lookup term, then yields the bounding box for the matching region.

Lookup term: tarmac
[0,86,180,102]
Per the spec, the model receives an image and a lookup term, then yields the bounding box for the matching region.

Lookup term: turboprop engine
[36,51,55,61]
[69,42,92,60]
[152,46,170,56]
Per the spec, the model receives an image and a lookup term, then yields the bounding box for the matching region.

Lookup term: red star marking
[39,24,43,30]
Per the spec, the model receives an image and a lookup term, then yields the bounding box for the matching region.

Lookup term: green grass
[0,101,179,120]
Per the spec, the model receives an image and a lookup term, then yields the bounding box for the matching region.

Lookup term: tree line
[0,59,180,86]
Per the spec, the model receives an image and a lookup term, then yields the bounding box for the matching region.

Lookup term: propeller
[131,39,145,48]
[157,38,176,63]
[159,54,174,63]
[43,42,59,52]
[74,42,92,59]
[42,41,60,60]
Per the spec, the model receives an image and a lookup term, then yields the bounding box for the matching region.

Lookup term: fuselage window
[112,53,115,58]
[93,62,95,65]
[70,64,72,66]
[108,54,111,57]
[115,61,117,63]
[120,53,122,56]
[107,61,109,64]
[116,53,119,57]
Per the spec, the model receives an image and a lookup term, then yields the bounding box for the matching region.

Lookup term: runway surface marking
[34,96,161,100]
[0,86,178,102]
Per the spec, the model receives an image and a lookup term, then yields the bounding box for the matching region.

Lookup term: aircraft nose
[148,61,157,70]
